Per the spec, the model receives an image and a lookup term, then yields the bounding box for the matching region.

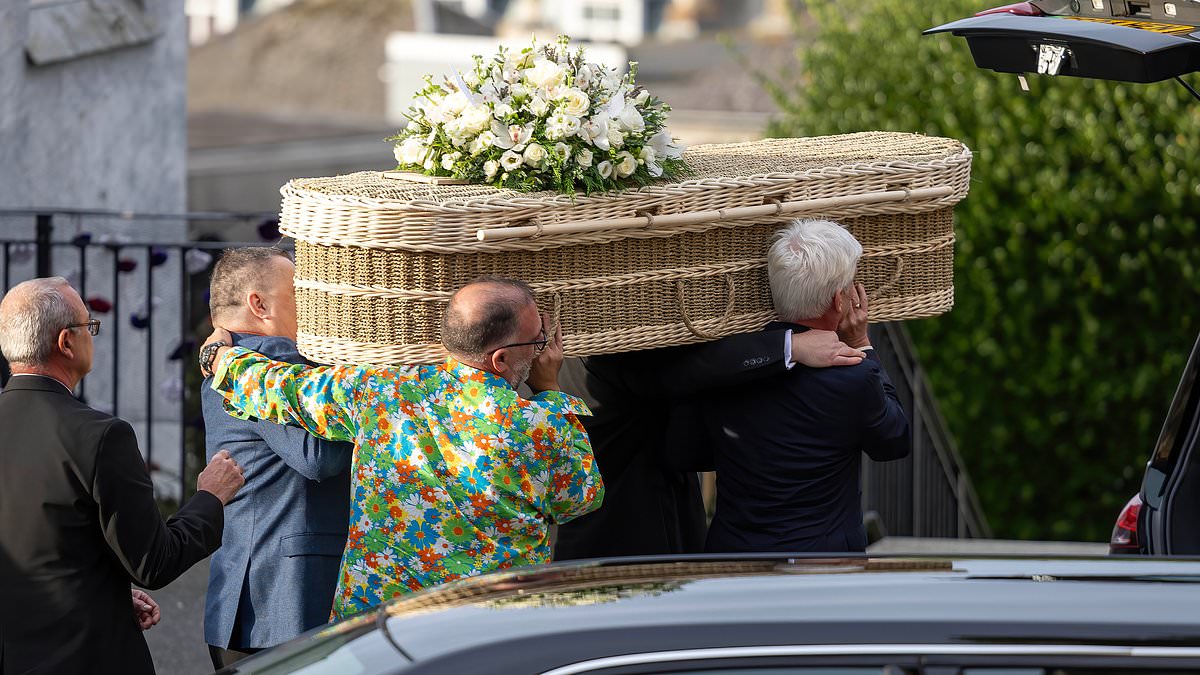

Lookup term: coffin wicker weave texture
[281,132,972,365]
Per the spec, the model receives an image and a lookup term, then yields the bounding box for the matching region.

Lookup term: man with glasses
[0,277,245,675]
[200,275,602,618]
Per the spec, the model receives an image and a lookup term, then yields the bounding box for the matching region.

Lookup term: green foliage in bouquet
[755,0,1200,540]
[389,36,688,194]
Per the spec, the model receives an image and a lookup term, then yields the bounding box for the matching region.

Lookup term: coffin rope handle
[676,274,736,340]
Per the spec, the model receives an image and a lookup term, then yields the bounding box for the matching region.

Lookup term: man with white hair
[698,219,911,553]
[0,277,245,675]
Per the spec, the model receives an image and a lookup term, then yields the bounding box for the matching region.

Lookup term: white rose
[493,101,515,119]
[500,149,524,171]
[484,159,500,179]
[596,160,613,179]
[510,83,530,100]
[524,58,565,89]
[576,147,593,167]
[460,105,492,134]
[470,130,497,155]
[396,137,426,165]
[607,125,625,149]
[614,151,637,178]
[526,95,549,117]
[441,151,462,171]
[617,103,645,132]
[559,88,590,116]
[522,143,548,168]
[423,154,437,171]
[634,89,650,106]
[442,91,469,116]
[554,142,571,161]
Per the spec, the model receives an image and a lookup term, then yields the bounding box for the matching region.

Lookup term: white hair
[767,219,862,322]
[0,277,77,366]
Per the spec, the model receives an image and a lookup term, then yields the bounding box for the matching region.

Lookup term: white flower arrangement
[388,36,688,194]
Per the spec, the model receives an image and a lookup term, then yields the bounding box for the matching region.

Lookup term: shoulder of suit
[235,335,305,363]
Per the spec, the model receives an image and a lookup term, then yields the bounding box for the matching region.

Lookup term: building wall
[0,0,189,499]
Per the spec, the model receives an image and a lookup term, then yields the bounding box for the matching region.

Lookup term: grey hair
[0,277,78,366]
[767,219,862,322]
[441,275,536,361]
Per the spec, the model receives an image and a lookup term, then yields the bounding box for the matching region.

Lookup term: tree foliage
[759,0,1200,540]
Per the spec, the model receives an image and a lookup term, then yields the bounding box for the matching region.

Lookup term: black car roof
[375,555,1200,670]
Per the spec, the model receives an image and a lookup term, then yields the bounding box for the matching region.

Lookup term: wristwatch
[199,341,228,376]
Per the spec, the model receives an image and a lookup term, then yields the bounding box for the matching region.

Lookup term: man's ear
[247,290,269,320]
[57,328,74,360]
[489,348,510,377]
[833,290,845,315]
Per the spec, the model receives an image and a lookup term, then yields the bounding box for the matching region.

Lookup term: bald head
[441,276,537,362]
[0,277,79,367]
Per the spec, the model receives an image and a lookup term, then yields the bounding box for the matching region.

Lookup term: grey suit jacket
[201,334,352,649]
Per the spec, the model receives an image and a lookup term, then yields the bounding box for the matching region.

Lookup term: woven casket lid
[279,132,971,253]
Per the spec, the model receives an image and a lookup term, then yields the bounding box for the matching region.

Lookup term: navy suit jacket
[201,334,352,649]
[699,324,911,553]
[554,329,790,560]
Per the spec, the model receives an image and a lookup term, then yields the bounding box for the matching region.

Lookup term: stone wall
[0,0,190,500]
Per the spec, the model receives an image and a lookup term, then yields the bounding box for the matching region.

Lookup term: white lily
[581,117,610,151]
[490,120,534,150]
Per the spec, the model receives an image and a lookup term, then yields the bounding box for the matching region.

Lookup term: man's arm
[536,393,605,524]
[594,329,864,400]
[245,337,354,480]
[254,421,352,481]
[210,346,372,444]
[856,353,911,462]
[93,420,225,590]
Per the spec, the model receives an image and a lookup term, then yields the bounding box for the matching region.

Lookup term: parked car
[219,554,1200,674]
[926,1,1200,555]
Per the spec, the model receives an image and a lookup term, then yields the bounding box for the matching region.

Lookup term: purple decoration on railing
[130,312,150,329]
[167,338,196,361]
[71,233,92,247]
[117,257,138,273]
[86,296,113,314]
[184,249,213,275]
[9,243,35,264]
[160,376,184,403]
[257,217,281,241]
[150,247,169,267]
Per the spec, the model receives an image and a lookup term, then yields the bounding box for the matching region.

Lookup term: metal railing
[0,208,990,537]
[0,208,278,506]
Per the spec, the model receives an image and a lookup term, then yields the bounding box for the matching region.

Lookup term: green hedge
[760,0,1200,540]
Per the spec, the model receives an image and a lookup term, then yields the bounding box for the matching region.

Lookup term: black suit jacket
[554,330,790,560]
[0,376,224,675]
[700,324,911,553]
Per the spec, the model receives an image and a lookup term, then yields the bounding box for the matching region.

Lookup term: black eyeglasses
[488,327,549,355]
[66,319,101,336]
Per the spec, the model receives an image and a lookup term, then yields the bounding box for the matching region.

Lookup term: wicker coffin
[281,132,971,365]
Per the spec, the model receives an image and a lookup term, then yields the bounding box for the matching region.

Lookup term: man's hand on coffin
[792,329,865,368]
[526,316,564,393]
[836,282,871,350]
[200,325,234,378]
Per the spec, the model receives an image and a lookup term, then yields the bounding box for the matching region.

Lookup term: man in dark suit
[554,324,868,560]
[700,219,910,553]
[0,277,245,675]
[199,248,352,669]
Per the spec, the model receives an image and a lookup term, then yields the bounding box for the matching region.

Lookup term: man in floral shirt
[201,276,602,618]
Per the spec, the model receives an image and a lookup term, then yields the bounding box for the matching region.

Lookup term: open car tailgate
[925,13,1200,83]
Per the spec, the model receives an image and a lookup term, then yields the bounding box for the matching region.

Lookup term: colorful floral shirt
[211,347,603,618]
